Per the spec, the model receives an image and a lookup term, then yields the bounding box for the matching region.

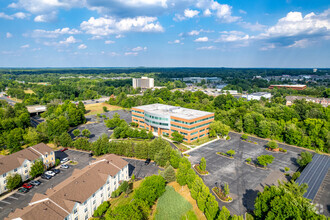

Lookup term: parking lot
[188,132,304,216]
[123,158,162,179]
[0,150,94,220]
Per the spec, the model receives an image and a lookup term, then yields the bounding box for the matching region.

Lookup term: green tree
[217,206,231,220]
[82,129,91,138]
[226,149,236,157]
[200,157,206,171]
[209,121,230,137]
[29,159,44,178]
[72,129,81,138]
[6,173,22,191]
[163,165,176,183]
[59,132,72,147]
[23,127,41,145]
[223,183,230,197]
[147,131,153,139]
[254,181,326,220]
[292,171,301,181]
[172,131,184,143]
[131,174,135,181]
[55,158,60,166]
[170,150,181,169]
[134,175,166,206]
[267,140,278,150]
[103,106,108,112]
[297,151,313,167]
[257,155,275,167]
[78,101,86,114]
[241,134,248,140]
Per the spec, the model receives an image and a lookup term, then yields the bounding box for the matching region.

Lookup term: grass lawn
[188,136,217,147]
[109,180,142,208]
[155,185,196,220]
[24,89,35,94]
[173,143,190,152]
[85,102,123,116]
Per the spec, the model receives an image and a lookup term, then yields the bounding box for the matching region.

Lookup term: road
[71,96,109,105]
[0,93,16,106]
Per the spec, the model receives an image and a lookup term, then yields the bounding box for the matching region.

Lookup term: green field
[155,186,197,220]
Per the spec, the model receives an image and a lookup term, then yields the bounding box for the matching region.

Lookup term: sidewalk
[184,136,220,154]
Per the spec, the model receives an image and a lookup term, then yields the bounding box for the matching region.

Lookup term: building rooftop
[286,96,330,102]
[296,154,330,201]
[248,92,271,96]
[6,154,128,220]
[270,84,306,87]
[0,143,53,175]
[133,103,213,120]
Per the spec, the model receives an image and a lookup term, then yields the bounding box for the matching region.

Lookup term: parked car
[45,171,56,177]
[18,188,29,193]
[30,180,41,186]
[51,168,60,174]
[61,158,69,163]
[60,164,69,169]
[145,158,151,165]
[22,183,33,189]
[41,174,52,180]
[60,148,68,152]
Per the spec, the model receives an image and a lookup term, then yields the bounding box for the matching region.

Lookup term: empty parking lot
[123,158,162,179]
[188,132,305,216]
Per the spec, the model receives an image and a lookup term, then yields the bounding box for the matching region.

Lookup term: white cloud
[125,52,138,56]
[287,39,309,48]
[239,9,247,14]
[168,39,181,44]
[203,9,211,16]
[260,43,276,51]
[6,32,13,38]
[194,36,208,42]
[21,44,30,48]
[105,40,115,44]
[184,9,200,18]
[78,44,87,49]
[115,34,124,38]
[216,32,249,42]
[34,11,57,22]
[197,46,216,50]
[132,46,147,52]
[188,30,200,36]
[80,16,164,35]
[59,36,77,45]
[0,12,29,20]
[239,21,266,31]
[31,28,81,38]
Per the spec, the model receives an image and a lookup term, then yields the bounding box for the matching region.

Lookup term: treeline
[110,88,329,152]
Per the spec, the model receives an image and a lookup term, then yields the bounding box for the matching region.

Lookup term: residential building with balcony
[131,104,214,143]
[5,154,129,220]
[132,77,154,89]
[0,143,55,194]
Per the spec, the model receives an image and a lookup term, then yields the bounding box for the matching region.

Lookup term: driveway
[0,150,94,220]
[188,132,304,216]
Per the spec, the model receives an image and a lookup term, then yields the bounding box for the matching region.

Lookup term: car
[22,183,33,189]
[51,169,60,174]
[18,188,29,193]
[61,158,69,163]
[60,164,69,169]
[60,147,68,152]
[41,174,52,180]
[145,158,151,165]
[45,171,56,177]
[30,180,41,186]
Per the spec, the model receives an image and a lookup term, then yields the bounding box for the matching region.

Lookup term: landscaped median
[245,155,275,170]
[212,185,233,203]
[193,157,209,175]
[216,149,236,159]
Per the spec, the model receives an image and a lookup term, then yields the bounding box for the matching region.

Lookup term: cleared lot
[188,132,304,216]
[0,150,95,220]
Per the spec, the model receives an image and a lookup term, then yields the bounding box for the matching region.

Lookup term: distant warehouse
[268,84,307,90]
[242,92,271,101]
[131,104,214,143]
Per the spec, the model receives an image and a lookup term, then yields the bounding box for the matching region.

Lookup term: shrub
[292,171,301,181]
[111,181,129,198]
[267,141,278,150]
[226,149,236,157]
[93,201,110,217]
[241,134,248,140]
[131,174,135,181]
[226,136,230,140]
[284,167,290,172]
[55,158,60,166]
[6,174,22,191]
[246,158,251,163]
[199,157,206,171]
[257,155,275,167]
[164,165,176,183]
[103,106,108,112]
[297,151,313,167]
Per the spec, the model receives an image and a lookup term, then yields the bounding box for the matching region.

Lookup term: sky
[0,0,329,68]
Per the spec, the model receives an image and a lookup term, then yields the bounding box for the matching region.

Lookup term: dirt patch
[168,182,207,220]
[85,103,122,116]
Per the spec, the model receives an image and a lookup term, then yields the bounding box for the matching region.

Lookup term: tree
[170,150,181,169]
[267,140,278,150]
[217,206,231,220]
[6,174,22,191]
[134,175,166,206]
[171,131,184,143]
[82,129,91,138]
[55,158,60,166]
[103,106,108,112]
[241,134,248,140]
[131,174,135,181]
[292,171,301,181]
[163,165,176,183]
[223,183,230,197]
[257,155,275,167]
[254,181,326,220]
[72,129,81,138]
[209,121,230,137]
[297,151,313,167]
[226,149,236,157]
[29,159,44,178]
[200,157,206,171]
[59,132,72,147]
[77,101,86,114]
[23,127,41,145]
[147,131,153,139]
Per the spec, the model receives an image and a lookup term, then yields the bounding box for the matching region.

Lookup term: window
[25,170,28,173]
[107,187,110,191]
[84,208,87,212]
[93,193,95,197]
[46,160,48,163]
[24,164,27,168]
[51,152,53,155]
[100,186,103,190]
[84,201,87,205]
[4,180,7,184]
[108,193,110,197]
[74,209,77,214]
[4,186,6,190]
[45,154,48,157]
[93,200,96,204]
[75,217,78,220]
[14,168,17,172]
[94,206,96,211]
[2,173,6,178]
[107,180,109,184]
[85,215,88,220]
[101,193,103,197]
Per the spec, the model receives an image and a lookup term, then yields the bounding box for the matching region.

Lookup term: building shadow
[242,189,259,213]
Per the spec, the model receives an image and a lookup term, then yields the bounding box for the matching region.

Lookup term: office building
[132,77,154,89]
[6,154,129,220]
[132,104,214,143]
[0,143,55,194]
[242,92,271,101]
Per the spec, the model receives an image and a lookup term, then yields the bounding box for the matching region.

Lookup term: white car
[60,164,69,169]
[61,158,69,163]
[45,171,56,177]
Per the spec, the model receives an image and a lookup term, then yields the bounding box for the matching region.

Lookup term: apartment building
[132,77,154,89]
[6,154,129,220]
[132,104,214,143]
[0,143,55,194]
[268,84,307,90]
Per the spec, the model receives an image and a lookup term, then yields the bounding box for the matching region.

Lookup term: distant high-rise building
[132,77,154,89]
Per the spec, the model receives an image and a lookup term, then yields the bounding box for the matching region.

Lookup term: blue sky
[0,0,329,68]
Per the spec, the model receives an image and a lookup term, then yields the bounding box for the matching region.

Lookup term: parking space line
[15,192,25,196]
[8,196,18,200]
[0,200,11,204]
